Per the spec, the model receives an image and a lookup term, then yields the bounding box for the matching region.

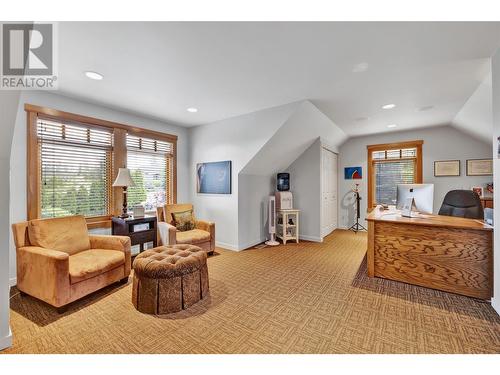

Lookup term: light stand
[348,183,367,233]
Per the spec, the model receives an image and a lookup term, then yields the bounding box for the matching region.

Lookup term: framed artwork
[472,186,483,198]
[196,160,232,194]
[344,166,362,179]
[466,159,493,176]
[434,160,460,177]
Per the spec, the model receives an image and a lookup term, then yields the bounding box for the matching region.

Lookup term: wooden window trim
[26,104,178,228]
[367,140,423,210]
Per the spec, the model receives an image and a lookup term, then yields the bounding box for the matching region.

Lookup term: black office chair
[438,190,484,219]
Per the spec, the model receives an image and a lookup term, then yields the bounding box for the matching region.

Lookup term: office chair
[438,190,484,219]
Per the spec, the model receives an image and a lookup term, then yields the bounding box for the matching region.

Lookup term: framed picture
[344,166,362,179]
[466,159,493,176]
[196,161,232,194]
[472,186,483,198]
[434,160,460,177]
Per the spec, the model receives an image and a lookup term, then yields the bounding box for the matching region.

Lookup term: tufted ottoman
[131,244,209,314]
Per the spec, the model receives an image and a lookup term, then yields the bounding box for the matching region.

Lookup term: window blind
[38,118,113,218]
[374,159,416,205]
[126,134,173,211]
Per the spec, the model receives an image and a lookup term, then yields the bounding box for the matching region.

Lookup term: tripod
[349,185,367,233]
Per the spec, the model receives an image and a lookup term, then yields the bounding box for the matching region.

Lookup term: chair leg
[56,305,68,314]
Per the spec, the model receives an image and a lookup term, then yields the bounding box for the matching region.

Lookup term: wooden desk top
[366,210,492,231]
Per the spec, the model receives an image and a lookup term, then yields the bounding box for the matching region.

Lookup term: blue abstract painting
[196,161,232,194]
[344,166,362,180]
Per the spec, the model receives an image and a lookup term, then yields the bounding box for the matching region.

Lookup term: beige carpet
[4,230,500,354]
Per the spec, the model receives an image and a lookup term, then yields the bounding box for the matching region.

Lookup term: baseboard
[0,328,12,351]
[492,297,500,316]
[215,241,240,251]
[299,234,323,242]
[238,238,267,251]
[9,277,16,287]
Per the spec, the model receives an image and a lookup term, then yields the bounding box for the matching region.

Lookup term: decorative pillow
[171,209,196,232]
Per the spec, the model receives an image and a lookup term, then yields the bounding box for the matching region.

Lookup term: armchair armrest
[158,221,177,246]
[17,246,70,306]
[89,235,131,253]
[196,220,215,253]
[195,219,215,233]
[89,235,131,276]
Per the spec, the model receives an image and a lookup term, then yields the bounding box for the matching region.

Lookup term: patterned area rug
[4,230,500,353]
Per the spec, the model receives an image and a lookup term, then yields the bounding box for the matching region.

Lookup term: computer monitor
[396,184,434,214]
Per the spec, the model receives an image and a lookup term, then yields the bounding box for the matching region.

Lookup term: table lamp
[113,168,136,218]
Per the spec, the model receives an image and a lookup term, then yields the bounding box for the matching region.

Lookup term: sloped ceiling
[451,74,492,143]
[57,22,500,138]
[240,101,347,176]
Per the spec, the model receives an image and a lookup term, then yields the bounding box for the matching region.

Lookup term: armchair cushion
[171,209,196,232]
[176,229,211,245]
[69,249,125,284]
[28,215,90,255]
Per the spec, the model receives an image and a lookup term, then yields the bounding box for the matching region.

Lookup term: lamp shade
[112,168,136,187]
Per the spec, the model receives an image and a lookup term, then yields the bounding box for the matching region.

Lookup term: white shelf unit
[276,209,300,245]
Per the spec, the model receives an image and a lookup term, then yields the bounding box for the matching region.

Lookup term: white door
[322,148,338,237]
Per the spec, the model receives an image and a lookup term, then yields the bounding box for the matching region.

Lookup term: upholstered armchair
[12,215,131,312]
[156,203,215,254]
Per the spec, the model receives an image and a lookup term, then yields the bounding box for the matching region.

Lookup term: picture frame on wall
[434,160,460,177]
[466,159,493,176]
[196,160,232,194]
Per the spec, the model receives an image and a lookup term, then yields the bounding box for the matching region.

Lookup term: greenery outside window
[38,118,112,218]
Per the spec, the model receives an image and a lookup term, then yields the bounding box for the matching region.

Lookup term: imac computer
[396,184,434,214]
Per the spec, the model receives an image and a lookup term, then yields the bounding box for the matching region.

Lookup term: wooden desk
[366,211,493,300]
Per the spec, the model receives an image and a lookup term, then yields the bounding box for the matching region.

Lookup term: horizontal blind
[126,134,173,211]
[374,159,415,205]
[38,118,112,218]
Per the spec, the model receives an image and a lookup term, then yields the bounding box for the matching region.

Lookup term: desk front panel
[372,221,492,299]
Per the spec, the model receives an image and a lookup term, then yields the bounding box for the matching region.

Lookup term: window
[367,140,423,209]
[26,104,178,227]
[126,134,174,211]
[37,118,113,218]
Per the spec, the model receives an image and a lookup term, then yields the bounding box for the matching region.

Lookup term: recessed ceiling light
[382,103,396,109]
[84,71,103,80]
[417,105,434,112]
[352,62,369,73]
[387,124,397,128]
[187,107,198,113]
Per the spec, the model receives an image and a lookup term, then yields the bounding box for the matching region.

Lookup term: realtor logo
[1,23,58,89]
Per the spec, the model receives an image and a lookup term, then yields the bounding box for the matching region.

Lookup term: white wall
[9,91,190,283]
[338,125,492,229]
[492,49,500,315]
[0,91,21,351]
[285,138,323,242]
[189,102,300,250]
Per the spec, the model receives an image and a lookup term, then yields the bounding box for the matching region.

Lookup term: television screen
[196,161,232,194]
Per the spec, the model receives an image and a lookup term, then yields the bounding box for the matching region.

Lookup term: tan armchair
[12,215,131,312]
[156,203,215,254]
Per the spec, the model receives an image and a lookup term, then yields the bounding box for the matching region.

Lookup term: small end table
[111,215,157,254]
[276,209,300,245]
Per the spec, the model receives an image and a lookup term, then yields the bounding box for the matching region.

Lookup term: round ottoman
[131,244,209,314]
